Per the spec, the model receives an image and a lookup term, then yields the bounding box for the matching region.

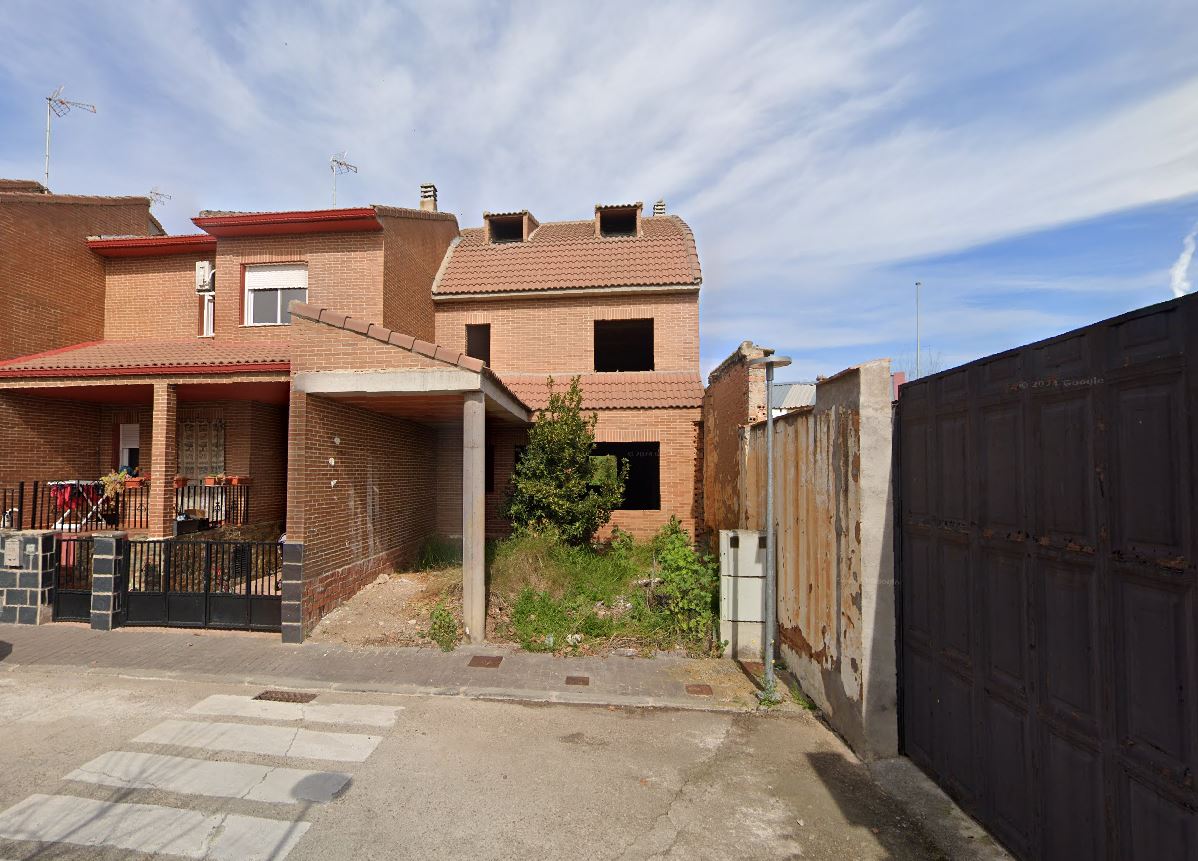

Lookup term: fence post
[29,481,39,531]
[91,531,128,631]
[16,482,24,531]
[0,529,56,625]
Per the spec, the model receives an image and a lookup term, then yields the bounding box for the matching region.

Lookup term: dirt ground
[308,567,461,648]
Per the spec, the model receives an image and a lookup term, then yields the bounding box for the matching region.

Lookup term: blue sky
[1,1,1196,380]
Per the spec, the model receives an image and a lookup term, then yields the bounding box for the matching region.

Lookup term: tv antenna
[330,151,358,207]
[149,186,172,207]
[44,86,97,188]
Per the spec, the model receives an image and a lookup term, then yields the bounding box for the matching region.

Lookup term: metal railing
[57,535,95,591]
[128,539,281,596]
[1,481,249,533]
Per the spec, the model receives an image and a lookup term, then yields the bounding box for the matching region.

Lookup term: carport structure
[282,303,531,644]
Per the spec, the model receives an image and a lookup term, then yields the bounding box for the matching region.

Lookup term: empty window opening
[119,423,140,473]
[244,263,307,326]
[466,323,491,367]
[594,319,654,372]
[594,442,660,510]
[488,215,524,243]
[598,207,638,237]
[485,445,496,493]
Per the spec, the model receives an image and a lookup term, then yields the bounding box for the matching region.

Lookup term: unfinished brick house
[0,184,704,643]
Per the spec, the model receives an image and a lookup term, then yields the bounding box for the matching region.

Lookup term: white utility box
[718,529,766,659]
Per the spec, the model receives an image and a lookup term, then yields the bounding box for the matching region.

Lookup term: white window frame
[243,263,308,326]
[200,292,215,337]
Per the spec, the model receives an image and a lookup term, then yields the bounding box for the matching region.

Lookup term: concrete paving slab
[187,694,402,727]
[133,719,383,762]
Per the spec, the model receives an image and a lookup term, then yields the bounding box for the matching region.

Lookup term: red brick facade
[701,342,769,534]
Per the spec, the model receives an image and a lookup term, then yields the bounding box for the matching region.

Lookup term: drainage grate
[253,690,318,703]
[565,676,590,687]
[685,684,713,697]
[467,655,503,668]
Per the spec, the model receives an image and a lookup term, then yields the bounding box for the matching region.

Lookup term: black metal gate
[125,539,282,631]
[54,535,93,621]
[897,295,1197,859]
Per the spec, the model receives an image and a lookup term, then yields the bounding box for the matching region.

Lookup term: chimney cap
[419,183,438,212]
[653,199,666,215]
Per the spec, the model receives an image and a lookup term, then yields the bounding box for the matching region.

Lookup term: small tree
[505,376,626,545]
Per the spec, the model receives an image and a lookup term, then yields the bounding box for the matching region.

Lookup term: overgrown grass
[489,521,718,655]
[417,534,462,570]
[426,601,459,651]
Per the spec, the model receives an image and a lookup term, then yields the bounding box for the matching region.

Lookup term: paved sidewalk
[0,623,763,711]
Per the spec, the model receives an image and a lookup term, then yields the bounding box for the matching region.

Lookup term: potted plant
[100,469,129,499]
[203,473,228,487]
[228,475,251,486]
[125,470,147,489]
[173,474,189,489]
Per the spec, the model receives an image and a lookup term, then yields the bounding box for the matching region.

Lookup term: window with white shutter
[244,263,308,326]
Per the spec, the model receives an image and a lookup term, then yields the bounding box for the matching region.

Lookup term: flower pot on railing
[173,475,189,489]
[125,476,146,489]
[203,474,228,487]
[228,475,251,486]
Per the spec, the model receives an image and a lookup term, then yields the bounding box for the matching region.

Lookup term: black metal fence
[0,481,249,533]
[55,535,94,621]
[126,538,281,630]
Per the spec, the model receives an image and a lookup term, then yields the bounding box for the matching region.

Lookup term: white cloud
[1169,223,1197,297]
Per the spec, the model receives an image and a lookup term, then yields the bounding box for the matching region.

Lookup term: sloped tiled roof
[434,215,702,296]
[499,372,703,410]
[0,339,290,378]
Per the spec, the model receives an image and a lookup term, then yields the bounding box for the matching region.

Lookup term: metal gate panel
[897,295,1198,860]
[54,536,93,622]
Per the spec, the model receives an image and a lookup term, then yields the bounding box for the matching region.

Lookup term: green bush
[652,517,719,649]
[504,377,626,545]
[426,601,459,651]
[417,534,461,570]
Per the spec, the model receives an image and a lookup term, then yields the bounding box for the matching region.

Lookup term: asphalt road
[0,670,946,860]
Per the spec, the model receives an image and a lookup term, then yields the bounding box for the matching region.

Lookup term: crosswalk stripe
[133,719,382,762]
[188,694,402,727]
[67,750,351,804]
[0,794,309,860]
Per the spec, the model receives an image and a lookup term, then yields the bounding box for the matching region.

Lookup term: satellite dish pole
[44,86,97,189]
[330,152,358,207]
[149,186,172,207]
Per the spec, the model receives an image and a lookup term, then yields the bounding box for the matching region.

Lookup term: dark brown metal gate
[897,296,1196,859]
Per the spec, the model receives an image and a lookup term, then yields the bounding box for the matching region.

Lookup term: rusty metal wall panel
[897,295,1198,860]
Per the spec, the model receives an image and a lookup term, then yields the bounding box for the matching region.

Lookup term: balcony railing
[0,481,250,534]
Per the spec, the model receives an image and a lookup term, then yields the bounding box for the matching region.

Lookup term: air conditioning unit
[195,261,215,294]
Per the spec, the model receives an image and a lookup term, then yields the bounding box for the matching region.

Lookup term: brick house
[0,184,704,642]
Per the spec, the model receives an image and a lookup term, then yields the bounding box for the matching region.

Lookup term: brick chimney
[419,183,438,212]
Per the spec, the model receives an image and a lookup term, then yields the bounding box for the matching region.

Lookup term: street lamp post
[748,353,792,700]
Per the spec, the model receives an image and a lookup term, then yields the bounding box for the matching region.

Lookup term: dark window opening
[488,215,524,243]
[466,324,491,367]
[594,442,660,510]
[594,319,654,372]
[598,208,638,237]
[485,445,495,493]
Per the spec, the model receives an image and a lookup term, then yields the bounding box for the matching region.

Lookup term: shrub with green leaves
[504,376,626,545]
[427,601,459,651]
[652,517,719,648]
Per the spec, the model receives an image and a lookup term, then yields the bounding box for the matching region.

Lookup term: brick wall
[287,392,437,631]
[379,211,458,341]
[433,291,699,373]
[701,342,768,534]
[104,253,213,340]
[0,192,155,360]
[290,312,448,374]
[0,392,102,487]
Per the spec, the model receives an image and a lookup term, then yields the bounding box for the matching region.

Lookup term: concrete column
[0,530,55,625]
[280,541,304,644]
[91,531,128,631]
[147,383,178,537]
[462,392,486,642]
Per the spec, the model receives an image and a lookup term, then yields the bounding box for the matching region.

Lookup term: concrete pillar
[0,530,55,625]
[147,383,178,537]
[462,392,486,642]
[91,531,128,631]
[280,541,304,644]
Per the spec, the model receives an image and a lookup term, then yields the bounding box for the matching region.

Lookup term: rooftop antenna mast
[44,86,97,189]
[148,186,172,207]
[330,151,358,207]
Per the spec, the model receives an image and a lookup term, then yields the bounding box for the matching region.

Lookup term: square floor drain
[565,676,590,686]
[468,655,503,668]
[253,690,317,703]
[685,684,713,697]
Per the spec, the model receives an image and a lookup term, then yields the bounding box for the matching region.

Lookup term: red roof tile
[434,215,702,296]
[0,339,290,378]
[499,372,703,410]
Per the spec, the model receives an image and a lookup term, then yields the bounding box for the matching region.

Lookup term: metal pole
[43,98,52,188]
[763,363,777,692]
[332,165,337,208]
[915,281,922,379]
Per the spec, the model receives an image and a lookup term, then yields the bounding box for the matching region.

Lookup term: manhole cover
[565,676,590,686]
[253,690,317,703]
[685,684,713,697]
[467,655,503,668]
